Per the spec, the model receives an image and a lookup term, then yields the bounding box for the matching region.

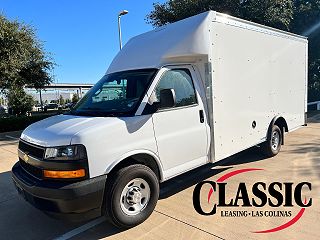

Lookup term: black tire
[104,164,159,228]
[261,125,282,157]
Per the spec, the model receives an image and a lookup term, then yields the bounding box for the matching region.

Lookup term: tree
[291,1,320,62]
[7,88,34,115]
[59,95,65,105]
[0,14,54,91]
[291,0,320,101]
[146,0,241,27]
[307,59,320,102]
[241,0,293,31]
[72,93,79,103]
[146,0,293,30]
[292,0,320,35]
[0,14,54,114]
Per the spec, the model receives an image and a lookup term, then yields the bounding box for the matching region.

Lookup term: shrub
[0,114,55,133]
[7,88,35,115]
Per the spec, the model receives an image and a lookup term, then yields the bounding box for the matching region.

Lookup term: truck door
[148,66,209,178]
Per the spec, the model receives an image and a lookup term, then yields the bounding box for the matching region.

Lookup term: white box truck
[12,11,308,227]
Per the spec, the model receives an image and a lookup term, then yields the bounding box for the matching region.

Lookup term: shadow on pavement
[160,145,268,199]
[287,139,320,154]
[0,131,22,140]
[0,145,270,240]
[0,131,21,148]
[160,164,231,199]
[286,139,320,180]
[214,146,268,166]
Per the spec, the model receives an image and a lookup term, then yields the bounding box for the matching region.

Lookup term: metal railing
[308,101,320,110]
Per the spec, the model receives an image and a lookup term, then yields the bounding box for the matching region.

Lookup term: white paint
[21,114,160,179]
[107,12,214,74]
[149,65,210,179]
[53,217,106,240]
[70,114,159,178]
[107,11,306,75]
[211,20,307,161]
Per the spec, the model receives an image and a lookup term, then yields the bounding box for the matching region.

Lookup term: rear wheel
[261,125,282,157]
[104,164,159,228]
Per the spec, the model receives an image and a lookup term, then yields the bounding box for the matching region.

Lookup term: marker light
[43,169,86,179]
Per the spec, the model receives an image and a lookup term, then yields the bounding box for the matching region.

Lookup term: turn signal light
[43,169,86,179]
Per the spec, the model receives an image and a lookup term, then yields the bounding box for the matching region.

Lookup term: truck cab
[12,65,211,227]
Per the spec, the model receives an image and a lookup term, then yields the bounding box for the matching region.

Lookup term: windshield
[69,69,157,117]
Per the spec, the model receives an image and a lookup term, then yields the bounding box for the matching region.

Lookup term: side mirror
[160,88,176,108]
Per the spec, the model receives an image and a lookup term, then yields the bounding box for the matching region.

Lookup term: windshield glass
[69,69,157,116]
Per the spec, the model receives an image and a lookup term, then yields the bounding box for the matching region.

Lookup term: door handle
[199,110,204,123]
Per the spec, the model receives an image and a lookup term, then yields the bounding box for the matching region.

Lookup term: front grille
[19,158,43,179]
[18,140,45,159]
[18,140,44,179]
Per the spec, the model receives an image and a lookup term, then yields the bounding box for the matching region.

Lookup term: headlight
[44,145,87,160]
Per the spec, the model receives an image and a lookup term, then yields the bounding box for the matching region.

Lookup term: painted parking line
[5,135,19,140]
[154,210,224,239]
[53,217,106,240]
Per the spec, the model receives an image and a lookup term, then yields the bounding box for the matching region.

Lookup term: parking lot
[1,116,319,240]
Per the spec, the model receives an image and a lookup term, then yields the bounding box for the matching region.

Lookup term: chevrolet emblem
[23,153,29,163]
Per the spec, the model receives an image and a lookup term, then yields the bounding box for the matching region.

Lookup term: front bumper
[12,162,106,221]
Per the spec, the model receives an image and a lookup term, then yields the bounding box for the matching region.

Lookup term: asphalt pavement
[0,116,319,240]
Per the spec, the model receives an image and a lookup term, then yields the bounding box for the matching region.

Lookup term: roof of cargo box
[106,11,307,74]
[107,11,213,74]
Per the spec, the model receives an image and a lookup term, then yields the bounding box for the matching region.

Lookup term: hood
[21,114,117,147]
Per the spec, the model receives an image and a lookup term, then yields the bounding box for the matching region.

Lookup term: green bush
[0,114,55,133]
[7,87,35,115]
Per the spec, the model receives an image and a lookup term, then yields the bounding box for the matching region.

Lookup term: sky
[0,0,165,84]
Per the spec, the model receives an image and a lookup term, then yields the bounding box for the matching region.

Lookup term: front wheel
[104,164,159,228]
[261,125,282,157]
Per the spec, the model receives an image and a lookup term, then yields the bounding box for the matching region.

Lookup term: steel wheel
[261,125,282,157]
[104,164,159,228]
[271,130,280,151]
[120,178,150,216]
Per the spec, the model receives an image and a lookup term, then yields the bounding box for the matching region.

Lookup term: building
[28,91,76,103]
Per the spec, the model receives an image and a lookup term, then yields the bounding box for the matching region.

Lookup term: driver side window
[154,69,197,108]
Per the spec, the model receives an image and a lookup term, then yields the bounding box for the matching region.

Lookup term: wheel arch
[105,150,163,182]
[267,116,288,144]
